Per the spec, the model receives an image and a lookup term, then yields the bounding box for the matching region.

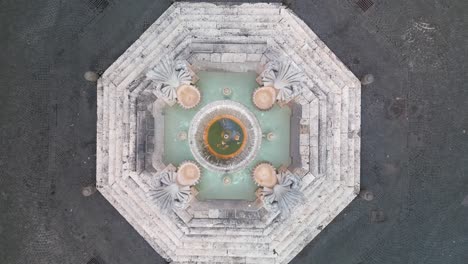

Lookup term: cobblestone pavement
[1,0,467,264]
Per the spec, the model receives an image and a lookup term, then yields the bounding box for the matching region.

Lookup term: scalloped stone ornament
[176,161,201,186]
[176,84,201,109]
[253,162,278,188]
[253,86,277,110]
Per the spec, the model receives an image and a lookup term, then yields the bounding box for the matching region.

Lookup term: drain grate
[370,210,386,223]
[87,258,101,264]
[87,0,109,13]
[33,65,50,81]
[356,0,374,12]
[142,20,152,30]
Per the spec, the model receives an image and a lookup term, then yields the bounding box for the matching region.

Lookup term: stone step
[111,21,191,86]
[181,234,271,244]
[303,172,328,196]
[279,9,359,85]
[266,180,335,240]
[186,226,265,237]
[339,86,359,188]
[270,180,342,241]
[262,177,330,237]
[96,79,109,186]
[178,3,281,16]
[114,25,189,87]
[188,28,277,38]
[269,33,341,95]
[111,183,181,248]
[274,20,361,181]
[309,100,320,176]
[299,172,326,195]
[183,20,279,30]
[189,42,267,54]
[181,241,270,252]
[103,4,179,77]
[182,205,279,228]
[188,218,268,229]
[340,100,350,184]
[123,177,188,236]
[268,37,346,181]
[276,193,355,263]
[278,191,355,264]
[275,21,352,98]
[268,36,350,154]
[192,35,269,45]
[99,187,173,260]
[179,13,279,25]
[117,35,191,92]
[106,84,125,185]
[273,185,347,252]
[172,255,275,264]
[111,17,278,87]
[106,25,183,87]
[104,10,182,80]
[299,173,318,192]
[105,3,280,80]
[350,86,360,189]
[187,59,260,73]
[174,247,275,259]
[116,24,277,89]
[262,44,339,171]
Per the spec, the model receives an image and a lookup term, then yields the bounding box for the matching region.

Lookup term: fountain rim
[203,114,248,160]
[188,100,262,173]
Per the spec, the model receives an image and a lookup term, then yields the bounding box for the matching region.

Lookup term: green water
[164,72,291,201]
[206,117,245,157]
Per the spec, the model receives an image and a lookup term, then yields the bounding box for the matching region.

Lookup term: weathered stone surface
[97,2,360,263]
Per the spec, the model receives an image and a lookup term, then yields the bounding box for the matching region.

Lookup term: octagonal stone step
[279,9,358,83]
[98,3,361,264]
[172,255,275,264]
[102,4,179,76]
[266,38,354,183]
[174,247,275,259]
[263,178,333,237]
[186,226,265,237]
[181,234,271,244]
[179,3,282,16]
[105,12,183,80]
[278,191,355,264]
[272,185,348,251]
[99,187,174,260]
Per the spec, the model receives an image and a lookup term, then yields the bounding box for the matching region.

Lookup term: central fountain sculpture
[189,100,262,173]
[204,115,247,159]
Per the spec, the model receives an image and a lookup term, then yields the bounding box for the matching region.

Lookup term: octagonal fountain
[96,3,362,263]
